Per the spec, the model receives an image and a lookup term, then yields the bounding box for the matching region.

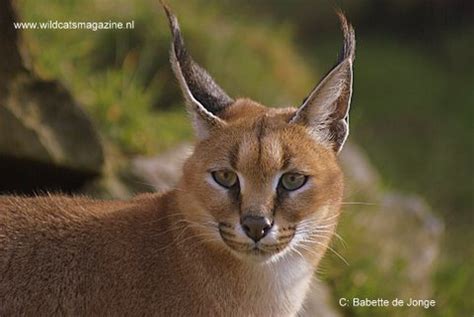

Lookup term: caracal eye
[211,170,238,188]
[280,173,307,191]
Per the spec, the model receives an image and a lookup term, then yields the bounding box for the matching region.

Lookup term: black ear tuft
[335,10,356,64]
[290,12,355,153]
[162,3,233,115]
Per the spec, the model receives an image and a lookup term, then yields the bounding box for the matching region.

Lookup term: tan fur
[0,101,343,316]
[0,6,355,316]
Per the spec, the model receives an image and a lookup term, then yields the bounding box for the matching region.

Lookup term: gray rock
[131,143,192,192]
[0,74,104,174]
[0,0,104,193]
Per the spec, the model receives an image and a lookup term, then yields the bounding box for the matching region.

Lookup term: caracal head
[162,4,355,263]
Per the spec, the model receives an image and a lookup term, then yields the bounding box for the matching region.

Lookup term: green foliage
[321,204,425,317]
[432,258,473,316]
[350,36,473,222]
[17,0,315,154]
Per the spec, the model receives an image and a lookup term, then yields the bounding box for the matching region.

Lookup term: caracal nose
[240,215,272,242]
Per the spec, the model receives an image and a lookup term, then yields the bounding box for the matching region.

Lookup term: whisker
[299,238,348,266]
[175,232,218,248]
[288,245,305,262]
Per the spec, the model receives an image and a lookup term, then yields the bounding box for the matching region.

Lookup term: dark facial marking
[227,184,241,211]
[228,142,240,170]
[255,117,266,165]
[219,222,233,229]
[281,144,292,171]
[280,225,296,232]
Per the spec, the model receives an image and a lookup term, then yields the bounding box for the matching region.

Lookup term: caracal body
[0,4,355,316]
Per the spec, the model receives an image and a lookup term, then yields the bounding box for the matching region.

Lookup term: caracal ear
[290,12,355,153]
[162,3,234,139]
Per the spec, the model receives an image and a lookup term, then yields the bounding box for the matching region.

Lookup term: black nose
[240,216,272,242]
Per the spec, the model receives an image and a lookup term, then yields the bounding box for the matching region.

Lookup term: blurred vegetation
[16,0,472,316]
[17,0,314,154]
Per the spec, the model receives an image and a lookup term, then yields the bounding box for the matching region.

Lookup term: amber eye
[280,173,307,191]
[211,170,238,188]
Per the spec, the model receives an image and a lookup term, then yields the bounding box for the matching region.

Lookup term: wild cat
[0,4,355,316]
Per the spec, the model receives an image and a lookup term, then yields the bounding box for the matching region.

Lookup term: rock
[0,0,104,194]
[0,74,104,173]
[0,74,104,194]
[130,143,192,192]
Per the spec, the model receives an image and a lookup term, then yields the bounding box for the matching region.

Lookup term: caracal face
[163,5,354,263]
[182,102,344,263]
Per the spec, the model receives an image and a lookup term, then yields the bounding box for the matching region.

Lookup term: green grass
[351,35,473,317]
[321,213,409,317]
[314,33,473,316]
[351,37,473,222]
[17,0,315,155]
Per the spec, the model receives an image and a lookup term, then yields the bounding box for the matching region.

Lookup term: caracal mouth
[219,232,292,262]
[217,222,296,262]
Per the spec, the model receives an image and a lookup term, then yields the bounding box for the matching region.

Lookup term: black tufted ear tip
[159,1,234,139]
[290,11,355,154]
[160,1,187,61]
[335,10,356,63]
